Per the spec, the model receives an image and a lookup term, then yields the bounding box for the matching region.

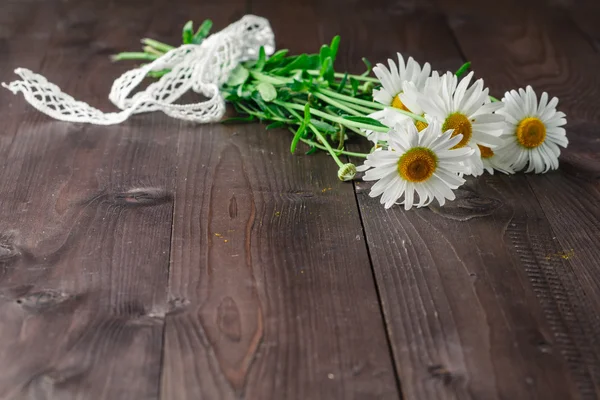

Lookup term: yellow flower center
[442,113,472,149]
[392,93,427,132]
[415,120,428,132]
[391,94,410,112]
[397,147,437,182]
[516,117,546,148]
[478,145,494,158]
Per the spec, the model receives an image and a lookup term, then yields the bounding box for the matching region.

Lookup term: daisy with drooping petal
[363,108,396,145]
[358,119,473,210]
[418,71,505,176]
[372,53,432,110]
[365,79,433,145]
[478,144,514,175]
[495,86,567,173]
[365,54,432,145]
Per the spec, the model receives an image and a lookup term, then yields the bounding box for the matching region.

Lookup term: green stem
[300,138,369,158]
[143,46,165,57]
[318,88,384,110]
[285,108,345,167]
[322,108,366,137]
[237,102,261,116]
[489,95,501,103]
[318,90,427,123]
[111,52,159,62]
[237,103,295,124]
[317,90,381,114]
[251,70,293,85]
[307,124,345,168]
[322,89,427,123]
[275,100,389,132]
[385,106,428,123]
[141,38,175,53]
[147,69,171,78]
[302,70,379,83]
[312,92,361,116]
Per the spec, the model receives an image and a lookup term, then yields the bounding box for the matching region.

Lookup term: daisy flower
[366,79,431,145]
[495,86,567,173]
[366,54,431,145]
[358,119,473,210]
[418,71,505,176]
[478,145,514,175]
[372,53,432,110]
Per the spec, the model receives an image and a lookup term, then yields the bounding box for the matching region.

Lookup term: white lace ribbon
[2,15,275,125]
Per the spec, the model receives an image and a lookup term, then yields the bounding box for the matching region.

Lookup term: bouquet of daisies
[108,20,565,210]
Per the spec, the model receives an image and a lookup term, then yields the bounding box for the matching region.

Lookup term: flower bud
[361,82,375,94]
[337,163,357,181]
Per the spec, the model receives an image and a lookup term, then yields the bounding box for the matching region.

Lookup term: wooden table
[1,0,599,398]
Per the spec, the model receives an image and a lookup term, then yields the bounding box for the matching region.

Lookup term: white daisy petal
[497,86,568,173]
[371,53,432,109]
[361,122,471,210]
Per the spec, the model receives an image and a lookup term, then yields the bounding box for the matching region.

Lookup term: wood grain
[558,0,600,53]
[318,0,591,398]
[438,0,600,123]
[1,0,599,399]
[159,2,399,399]
[0,1,175,398]
[161,125,400,400]
[442,0,600,396]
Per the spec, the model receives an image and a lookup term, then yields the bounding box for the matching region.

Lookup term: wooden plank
[315,0,589,398]
[0,1,176,398]
[159,1,400,399]
[1,0,62,151]
[439,0,600,124]
[558,0,600,53]
[441,0,600,396]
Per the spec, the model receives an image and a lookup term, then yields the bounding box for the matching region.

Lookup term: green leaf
[305,146,318,155]
[274,54,319,75]
[264,49,289,69]
[266,103,287,118]
[336,72,348,93]
[329,36,341,63]
[291,124,307,154]
[236,83,253,99]
[319,57,334,83]
[256,82,277,102]
[276,86,293,101]
[311,119,338,134]
[249,91,285,119]
[182,21,194,44]
[146,69,171,78]
[235,102,267,119]
[274,54,307,75]
[255,46,267,71]
[289,79,312,93]
[192,19,213,44]
[455,61,471,78]
[266,121,285,130]
[291,103,311,154]
[252,93,286,118]
[360,57,372,77]
[343,116,388,128]
[222,115,256,124]
[319,44,331,67]
[226,65,249,87]
[350,77,360,96]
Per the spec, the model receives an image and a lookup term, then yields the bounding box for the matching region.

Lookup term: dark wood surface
[0,0,598,399]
